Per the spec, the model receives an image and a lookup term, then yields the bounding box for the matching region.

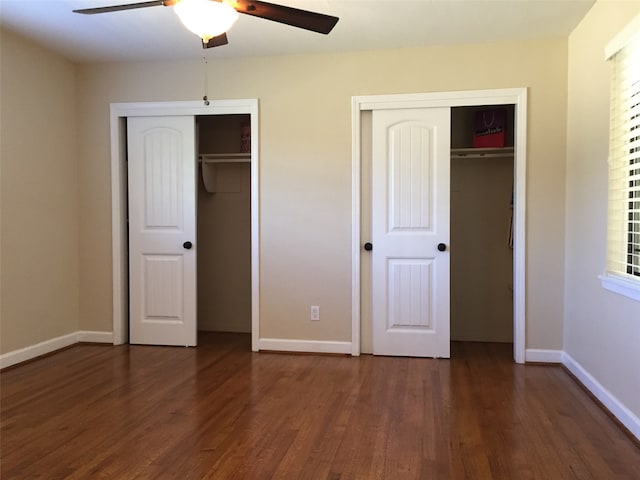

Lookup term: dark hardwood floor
[1,333,639,479]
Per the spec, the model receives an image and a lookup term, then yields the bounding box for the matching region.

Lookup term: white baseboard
[523,348,639,441]
[562,352,640,441]
[0,330,113,369]
[0,332,78,369]
[525,348,564,363]
[258,338,352,355]
[78,330,114,343]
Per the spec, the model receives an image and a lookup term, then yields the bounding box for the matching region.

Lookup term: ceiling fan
[73,0,339,49]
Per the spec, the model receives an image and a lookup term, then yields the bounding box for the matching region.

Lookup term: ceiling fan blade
[232,0,338,34]
[73,0,174,15]
[203,32,229,48]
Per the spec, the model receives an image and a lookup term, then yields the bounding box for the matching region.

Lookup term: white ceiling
[0,0,595,63]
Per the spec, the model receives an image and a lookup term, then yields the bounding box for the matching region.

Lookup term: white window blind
[607,30,640,280]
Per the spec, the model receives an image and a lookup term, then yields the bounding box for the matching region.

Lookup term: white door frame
[110,99,260,351]
[351,88,527,363]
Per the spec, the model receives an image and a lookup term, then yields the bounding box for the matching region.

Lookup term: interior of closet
[450,105,515,343]
[196,114,252,334]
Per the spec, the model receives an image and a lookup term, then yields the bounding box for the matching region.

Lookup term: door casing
[351,89,527,363]
[110,99,260,351]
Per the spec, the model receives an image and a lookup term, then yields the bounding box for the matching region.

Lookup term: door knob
[364,242,373,251]
[183,241,193,250]
[437,243,447,252]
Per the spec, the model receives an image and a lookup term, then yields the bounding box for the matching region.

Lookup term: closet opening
[450,105,515,347]
[196,114,252,340]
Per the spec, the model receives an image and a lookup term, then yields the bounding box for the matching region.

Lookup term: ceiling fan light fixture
[174,0,239,43]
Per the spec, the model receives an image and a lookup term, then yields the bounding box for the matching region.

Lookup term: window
[602,17,640,301]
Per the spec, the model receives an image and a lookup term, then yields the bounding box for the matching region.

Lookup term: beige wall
[565,0,640,418]
[0,28,79,353]
[76,37,568,349]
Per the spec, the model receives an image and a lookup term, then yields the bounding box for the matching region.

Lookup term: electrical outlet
[311,305,320,321]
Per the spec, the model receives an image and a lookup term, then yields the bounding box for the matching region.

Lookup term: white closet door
[371,108,451,358]
[127,116,197,346]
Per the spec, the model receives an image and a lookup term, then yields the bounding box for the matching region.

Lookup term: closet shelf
[451,147,514,159]
[199,153,250,194]
[199,153,251,164]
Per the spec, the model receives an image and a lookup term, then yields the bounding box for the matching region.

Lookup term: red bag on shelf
[473,109,506,148]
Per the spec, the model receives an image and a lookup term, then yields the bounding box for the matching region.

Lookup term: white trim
[249,106,260,352]
[563,352,640,441]
[78,330,114,343]
[0,331,113,369]
[354,88,527,111]
[525,349,563,363]
[605,13,640,60]
[0,333,78,369]
[599,274,640,302]
[111,114,128,346]
[351,88,527,363]
[110,100,260,351]
[258,338,352,355]
[350,96,362,356]
[109,99,259,117]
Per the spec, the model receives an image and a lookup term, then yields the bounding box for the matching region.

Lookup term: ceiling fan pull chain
[202,56,210,106]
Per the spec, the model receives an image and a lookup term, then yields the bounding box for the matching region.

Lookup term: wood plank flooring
[1,333,639,479]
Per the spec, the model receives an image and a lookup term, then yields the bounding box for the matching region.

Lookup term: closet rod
[199,153,251,164]
[450,147,514,160]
